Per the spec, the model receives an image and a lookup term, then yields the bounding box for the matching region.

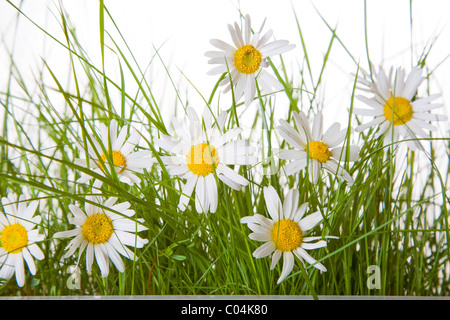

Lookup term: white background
[1,0,450,129]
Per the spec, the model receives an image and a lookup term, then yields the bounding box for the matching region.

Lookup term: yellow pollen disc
[186,143,220,177]
[1,224,28,254]
[305,141,332,163]
[99,150,127,173]
[233,44,262,74]
[271,219,303,252]
[383,96,413,126]
[82,213,113,244]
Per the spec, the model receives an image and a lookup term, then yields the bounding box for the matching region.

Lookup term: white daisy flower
[0,194,45,287]
[75,119,154,186]
[206,14,295,106]
[155,107,257,214]
[53,196,149,277]
[277,111,360,185]
[354,65,447,150]
[241,186,335,284]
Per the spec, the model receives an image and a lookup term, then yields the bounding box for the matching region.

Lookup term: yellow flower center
[82,213,113,244]
[271,219,303,252]
[305,141,332,163]
[1,224,28,254]
[99,150,127,173]
[186,143,220,177]
[383,96,413,126]
[233,44,262,74]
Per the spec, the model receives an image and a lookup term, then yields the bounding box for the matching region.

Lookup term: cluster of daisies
[1,14,446,287]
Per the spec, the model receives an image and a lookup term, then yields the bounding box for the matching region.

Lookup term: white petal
[249,232,272,242]
[402,67,424,100]
[104,243,124,273]
[211,127,243,149]
[69,205,87,225]
[0,257,15,281]
[323,127,347,148]
[233,71,246,101]
[113,126,128,151]
[257,29,273,48]
[244,14,251,44]
[278,119,306,149]
[84,244,94,275]
[109,234,136,260]
[263,186,282,221]
[27,243,44,260]
[232,22,244,48]
[292,203,309,223]
[356,95,384,109]
[375,67,391,100]
[114,230,147,248]
[256,71,275,94]
[355,116,385,132]
[413,112,447,122]
[209,39,235,53]
[283,159,308,177]
[22,201,38,221]
[258,71,283,91]
[293,111,312,142]
[278,149,307,160]
[322,160,354,184]
[244,75,256,106]
[53,229,79,239]
[228,23,243,48]
[353,108,384,117]
[259,40,294,57]
[217,171,241,190]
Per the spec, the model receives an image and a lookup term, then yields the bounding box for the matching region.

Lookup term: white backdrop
[1,0,450,128]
